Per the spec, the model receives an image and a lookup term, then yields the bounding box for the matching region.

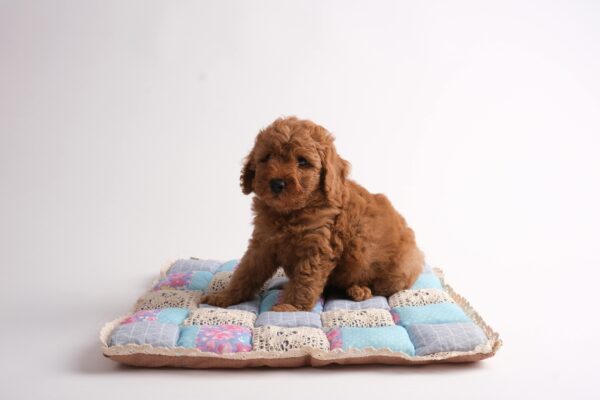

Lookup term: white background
[1,1,599,399]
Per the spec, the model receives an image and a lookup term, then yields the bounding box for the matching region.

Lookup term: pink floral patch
[326,328,343,350]
[195,325,252,354]
[153,273,192,290]
[121,309,160,325]
[390,309,401,325]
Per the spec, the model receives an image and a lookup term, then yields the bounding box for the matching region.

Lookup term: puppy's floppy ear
[240,149,255,195]
[319,132,350,205]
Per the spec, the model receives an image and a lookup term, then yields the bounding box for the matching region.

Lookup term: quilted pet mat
[100,259,501,368]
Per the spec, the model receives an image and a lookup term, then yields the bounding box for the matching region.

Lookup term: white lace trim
[135,290,202,311]
[321,309,394,328]
[388,288,454,308]
[206,272,233,293]
[273,267,286,278]
[184,309,256,328]
[252,326,330,352]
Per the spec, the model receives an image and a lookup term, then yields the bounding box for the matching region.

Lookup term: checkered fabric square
[407,323,488,356]
[255,311,322,328]
[110,321,179,347]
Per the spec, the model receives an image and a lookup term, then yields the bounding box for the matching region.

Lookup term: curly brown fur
[202,117,424,311]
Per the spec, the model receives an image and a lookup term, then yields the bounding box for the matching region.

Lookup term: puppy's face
[241,117,348,213]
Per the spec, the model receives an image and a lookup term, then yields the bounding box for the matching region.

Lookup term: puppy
[202,117,423,311]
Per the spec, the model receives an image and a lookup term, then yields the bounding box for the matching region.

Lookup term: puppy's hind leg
[371,245,424,296]
[346,285,373,301]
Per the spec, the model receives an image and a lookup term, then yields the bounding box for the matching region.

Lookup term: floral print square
[153,273,193,290]
[178,325,252,354]
[121,310,161,324]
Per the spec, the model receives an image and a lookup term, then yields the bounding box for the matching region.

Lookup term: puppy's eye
[260,154,271,163]
[297,156,309,167]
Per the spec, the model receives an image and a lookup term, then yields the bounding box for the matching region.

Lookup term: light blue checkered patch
[110,321,179,347]
[255,311,322,328]
[407,323,487,355]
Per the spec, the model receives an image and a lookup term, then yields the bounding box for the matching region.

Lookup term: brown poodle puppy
[202,117,423,311]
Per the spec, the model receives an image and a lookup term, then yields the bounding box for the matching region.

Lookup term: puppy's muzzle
[269,179,285,194]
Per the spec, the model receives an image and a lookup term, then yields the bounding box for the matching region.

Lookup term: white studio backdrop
[1,1,599,399]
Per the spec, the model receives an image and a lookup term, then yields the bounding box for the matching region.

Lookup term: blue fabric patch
[110,321,180,347]
[217,259,240,273]
[260,290,282,313]
[255,311,322,328]
[407,323,488,356]
[177,325,200,348]
[228,297,261,314]
[410,272,443,289]
[392,303,471,326]
[189,271,214,291]
[266,276,289,290]
[336,326,415,355]
[156,308,189,325]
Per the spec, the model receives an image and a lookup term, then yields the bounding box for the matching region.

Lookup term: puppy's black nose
[269,179,285,194]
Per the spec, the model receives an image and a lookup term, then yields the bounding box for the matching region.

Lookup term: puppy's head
[241,117,349,212]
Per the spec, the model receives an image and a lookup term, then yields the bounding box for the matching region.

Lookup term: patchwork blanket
[100,259,501,368]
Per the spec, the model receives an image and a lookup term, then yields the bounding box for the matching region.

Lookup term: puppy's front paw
[271,303,300,312]
[201,292,235,308]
